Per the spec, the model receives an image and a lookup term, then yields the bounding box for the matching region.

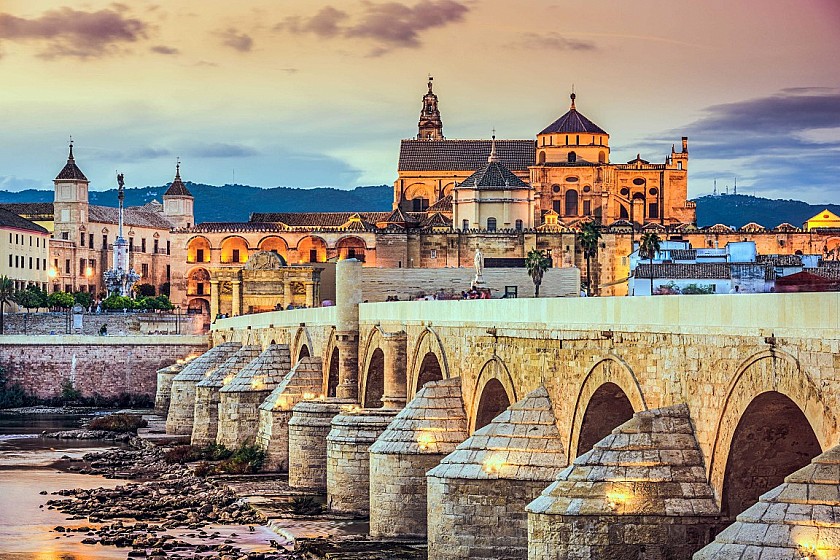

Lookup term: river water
[0,413,285,559]
[0,412,128,560]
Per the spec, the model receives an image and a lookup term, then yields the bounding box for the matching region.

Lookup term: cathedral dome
[539,93,607,135]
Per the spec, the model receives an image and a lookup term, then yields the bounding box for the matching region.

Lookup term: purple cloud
[0,6,149,59]
[513,32,597,52]
[218,28,253,52]
[276,0,469,55]
[150,45,178,55]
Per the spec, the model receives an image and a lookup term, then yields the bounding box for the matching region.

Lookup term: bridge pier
[326,409,398,513]
[217,344,291,449]
[369,377,469,539]
[256,357,323,471]
[335,259,361,401]
[380,330,408,409]
[427,386,566,560]
[166,342,240,435]
[191,345,262,447]
[288,399,354,490]
[526,404,722,560]
[155,361,185,414]
[694,444,840,559]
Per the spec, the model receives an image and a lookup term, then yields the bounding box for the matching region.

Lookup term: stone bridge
[166,260,840,559]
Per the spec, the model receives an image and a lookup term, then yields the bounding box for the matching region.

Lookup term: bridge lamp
[85,266,93,278]
[482,454,506,475]
[48,268,57,279]
[417,431,435,451]
[302,392,316,400]
[797,542,819,559]
[606,484,632,512]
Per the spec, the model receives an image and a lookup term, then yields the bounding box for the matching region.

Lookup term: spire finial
[488,130,499,163]
[68,135,74,160]
[175,157,181,179]
[428,75,434,94]
[570,90,576,110]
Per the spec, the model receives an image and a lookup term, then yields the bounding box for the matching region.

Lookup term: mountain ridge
[0,185,834,229]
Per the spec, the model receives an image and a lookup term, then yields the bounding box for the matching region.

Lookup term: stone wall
[0,311,201,336]
[359,267,580,301]
[0,335,207,400]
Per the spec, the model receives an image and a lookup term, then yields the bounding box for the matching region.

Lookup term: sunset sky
[0,0,838,203]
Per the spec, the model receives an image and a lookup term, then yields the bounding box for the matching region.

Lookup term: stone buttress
[694,444,840,559]
[326,408,398,514]
[256,357,323,471]
[155,360,185,414]
[288,399,354,490]
[217,344,292,449]
[368,377,469,538]
[527,404,722,560]
[427,386,567,560]
[191,345,262,447]
[166,342,240,435]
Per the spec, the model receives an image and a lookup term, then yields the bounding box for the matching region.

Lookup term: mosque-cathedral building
[4,79,840,326]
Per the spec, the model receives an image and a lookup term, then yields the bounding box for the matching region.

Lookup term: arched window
[487,217,497,231]
[568,151,577,163]
[515,219,523,231]
[598,151,606,163]
[564,189,578,216]
[538,151,546,164]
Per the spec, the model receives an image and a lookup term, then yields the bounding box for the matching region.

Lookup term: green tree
[525,249,553,297]
[133,283,156,297]
[638,232,662,296]
[578,221,602,296]
[48,291,75,310]
[102,294,133,310]
[73,291,93,309]
[0,276,15,335]
[17,285,48,312]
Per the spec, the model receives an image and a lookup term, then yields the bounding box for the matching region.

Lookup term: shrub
[0,366,38,408]
[164,443,233,464]
[73,291,93,308]
[60,379,82,403]
[88,413,148,433]
[134,283,156,297]
[681,283,716,295]
[102,295,133,310]
[48,291,75,309]
[219,444,266,474]
[289,496,322,516]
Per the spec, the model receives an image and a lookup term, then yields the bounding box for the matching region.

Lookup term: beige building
[452,137,537,231]
[0,207,50,293]
[2,144,191,296]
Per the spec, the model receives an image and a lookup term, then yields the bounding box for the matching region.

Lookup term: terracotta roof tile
[457,161,530,190]
[0,203,55,221]
[398,139,534,172]
[636,262,731,279]
[0,208,50,234]
[427,194,452,213]
[55,145,88,181]
[88,205,174,230]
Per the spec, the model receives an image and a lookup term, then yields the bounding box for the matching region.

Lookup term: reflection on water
[0,413,126,560]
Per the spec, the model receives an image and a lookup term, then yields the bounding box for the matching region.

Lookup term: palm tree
[638,232,662,296]
[525,249,552,297]
[578,221,602,296]
[0,276,15,335]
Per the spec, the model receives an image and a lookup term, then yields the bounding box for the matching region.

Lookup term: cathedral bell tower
[53,139,90,244]
[417,76,444,140]
[162,159,194,230]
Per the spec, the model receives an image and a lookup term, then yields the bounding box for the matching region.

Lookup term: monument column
[210,280,220,320]
[381,330,408,409]
[231,280,241,316]
[283,274,293,308]
[304,281,315,307]
[335,259,362,401]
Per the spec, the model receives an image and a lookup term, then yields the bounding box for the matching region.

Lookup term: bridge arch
[408,327,451,398]
[360,326,386,408]
[322,329,339,398]
[568,356,647,461]
[292,326,313,362]
[470,356,517,433]
[709,349,832,511]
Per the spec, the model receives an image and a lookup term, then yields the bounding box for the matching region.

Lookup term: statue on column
[473,248,485,286]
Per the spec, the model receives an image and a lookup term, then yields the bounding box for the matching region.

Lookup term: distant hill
[0,183,394,223]
[693,194,839,229]
[0,185,834,229]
